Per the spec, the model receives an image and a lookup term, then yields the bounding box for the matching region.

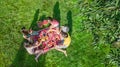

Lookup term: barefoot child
[37,17,59,29]
[21,27,33,43]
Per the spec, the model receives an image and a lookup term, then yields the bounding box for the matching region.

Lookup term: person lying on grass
[37,17,59,29]
[37,17,60,34]
[21,27,39,43]
[56,31,71,49]
[21,27,33,43]
[21,27,50,47]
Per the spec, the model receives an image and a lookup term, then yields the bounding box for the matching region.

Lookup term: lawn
[0,0,119,67]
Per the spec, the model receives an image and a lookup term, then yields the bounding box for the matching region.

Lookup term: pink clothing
[33,20,60,52]
[31,35,39,42]
[50,19,59,28]
[42,20,49,25]
[38,19,59,28]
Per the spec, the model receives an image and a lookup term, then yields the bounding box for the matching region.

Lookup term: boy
[21,27,33,43]
[21,27,39,44]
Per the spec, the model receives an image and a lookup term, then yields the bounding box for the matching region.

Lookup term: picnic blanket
[32,28,61,52]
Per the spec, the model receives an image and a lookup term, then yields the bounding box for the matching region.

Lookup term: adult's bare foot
[35,58,38,62]
[63,51,67,57]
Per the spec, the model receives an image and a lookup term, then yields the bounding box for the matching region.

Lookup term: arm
[35,50,44,62]
[23,35,27,39]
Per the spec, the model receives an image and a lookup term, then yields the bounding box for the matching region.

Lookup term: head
[29,28,33,34]
[38,20,51,28]
[21,27,29,35]
[24,40,33,48]
[47,17,53,21]
[60,26,69,33]
[21,27,33,36]
[117,34,120,38]
[61,31,68,38]
[37,21,43,28]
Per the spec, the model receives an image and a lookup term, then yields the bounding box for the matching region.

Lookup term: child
[47,17,59,28]
[29,29,39,36]
[37,17,59,29]
[21,27,39,44]
[50,31,70,56]
[21,27,33,43]
[56,31,71,48]
[37,20,50,28]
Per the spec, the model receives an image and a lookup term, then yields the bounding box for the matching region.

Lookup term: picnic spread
[22,18,71,62]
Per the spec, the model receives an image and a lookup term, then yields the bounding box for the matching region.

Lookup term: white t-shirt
[61,26,69,33]
[25,47,34,55]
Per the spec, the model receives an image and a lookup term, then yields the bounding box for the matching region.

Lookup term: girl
[37,17,59,29]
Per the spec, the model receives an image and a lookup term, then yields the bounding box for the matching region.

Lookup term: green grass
[0,0,119,67]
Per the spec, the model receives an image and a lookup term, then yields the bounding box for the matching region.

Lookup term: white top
[25,47,34,55]
[61,26,69,33]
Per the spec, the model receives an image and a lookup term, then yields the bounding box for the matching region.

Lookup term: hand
[23,35,27,39]
[29,28,33,34]
[37,21,43,28]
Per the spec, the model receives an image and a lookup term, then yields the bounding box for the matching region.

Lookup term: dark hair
[47,17,53,21]
[25,44,32,47]
[61,31,68,38]
[21,27,29,35]
[21,27,25,30]
[21,30,29,35]
[24,40,33,47]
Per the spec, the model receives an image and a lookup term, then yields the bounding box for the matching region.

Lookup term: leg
[34,50,44,62]
[54,48,67,56]
[35,52,42,62]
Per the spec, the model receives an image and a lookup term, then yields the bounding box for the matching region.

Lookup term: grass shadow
[10,41,26,67]
[67,10,72,36]
[30,9,40,30]
[39,15,46,21]
[53,1,61,26]
[10,9,41,67]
